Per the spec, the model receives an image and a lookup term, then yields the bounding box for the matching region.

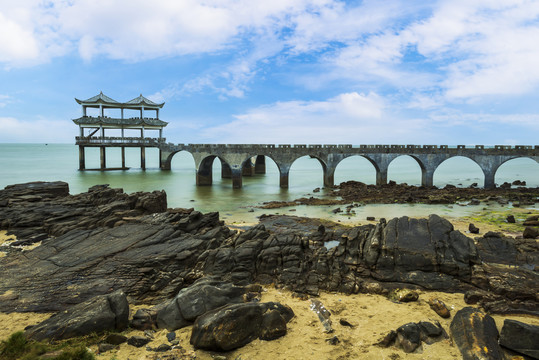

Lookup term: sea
[1,143,538,226]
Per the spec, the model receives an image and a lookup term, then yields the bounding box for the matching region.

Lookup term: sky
[1,0,539,145]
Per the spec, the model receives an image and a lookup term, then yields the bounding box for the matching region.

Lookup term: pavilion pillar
[78,146,85,170]
[255,155,266,174]
[141,147,146,170]
[100,146,106,170]
[121,147,126,169]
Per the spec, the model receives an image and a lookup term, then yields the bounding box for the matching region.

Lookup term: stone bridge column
[231,168,243,189]
[363,154,398,186]
[275,162,291,188]
[255,155,266,174]
[412,154,448,188]
[221,161,232,178]
[470,155,512,189]
[242,158,255,176]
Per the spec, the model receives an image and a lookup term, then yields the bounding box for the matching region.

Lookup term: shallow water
[1,143,537,223]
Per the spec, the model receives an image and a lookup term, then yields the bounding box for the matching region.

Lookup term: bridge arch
[287,155,328,189]
[196,154,229,186]
[433,156,484,187]
[169,149,196,171]
[494,156,539,187]
[388,155,426,186]
[334,155,378,185]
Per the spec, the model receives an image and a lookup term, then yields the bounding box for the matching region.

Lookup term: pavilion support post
[121,147,126,169]
[255,155,266,174]
[100,146,106,170]
[141,147,146,170]
[78,146,86,170]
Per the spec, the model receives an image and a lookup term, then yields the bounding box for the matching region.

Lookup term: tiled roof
[125,94,164,108]
[75,91,120,105]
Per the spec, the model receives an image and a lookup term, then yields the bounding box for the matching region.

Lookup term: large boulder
[190,302,294,351]
[25,290,129,341]
[499,319,539,358]
[155,279,249,330]
[450,307,502,360]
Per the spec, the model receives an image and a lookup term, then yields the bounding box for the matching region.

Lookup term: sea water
[1,143,537,225]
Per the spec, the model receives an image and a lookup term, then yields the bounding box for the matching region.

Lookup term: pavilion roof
[72,116,168,127]
[75,91,120,106]
[125,94,165,108]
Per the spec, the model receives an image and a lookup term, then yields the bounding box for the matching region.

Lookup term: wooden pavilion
[73,92,167,170]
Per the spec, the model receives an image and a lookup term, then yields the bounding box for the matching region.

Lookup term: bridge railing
[76,136,165,146]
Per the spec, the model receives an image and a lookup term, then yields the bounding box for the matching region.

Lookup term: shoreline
[1,181,538,359]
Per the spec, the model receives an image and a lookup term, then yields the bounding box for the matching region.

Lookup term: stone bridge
[158,144,539,189]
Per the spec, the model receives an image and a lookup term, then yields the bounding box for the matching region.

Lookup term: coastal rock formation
[450,307,502,360]
[499,319,539,358]
[25,290,129,341]
[377,321,447,353]
[1,182,538,318]
[190,302,294,351]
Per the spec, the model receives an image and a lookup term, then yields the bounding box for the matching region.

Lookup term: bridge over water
[76,138,538,188]
[157,143,539,189]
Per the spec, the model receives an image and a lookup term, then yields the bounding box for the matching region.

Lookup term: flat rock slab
[499,319,539,359]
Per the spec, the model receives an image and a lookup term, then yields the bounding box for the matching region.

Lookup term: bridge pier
[231,169,243,189]
[255,155,266,174]
[422,168,435,187]
[323,169,335,187]
[221,162,232,178]
[242,158,255,176]
[376,170,387,186]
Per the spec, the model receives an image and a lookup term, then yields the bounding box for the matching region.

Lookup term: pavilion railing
[75,136,166,145]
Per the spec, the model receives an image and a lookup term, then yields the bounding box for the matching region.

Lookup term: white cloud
[201,92,430,143]
[0,117,75,143]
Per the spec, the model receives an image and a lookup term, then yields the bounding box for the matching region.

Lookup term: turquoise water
[1,144,537,223]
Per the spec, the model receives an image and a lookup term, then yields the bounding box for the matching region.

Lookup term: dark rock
[506,215,516,223]
[131,308,157,330]
[378,321,446,353]
[190,302,294,351]
[98,343,117,353]
[469,223,480,234]
[469,199,480,205]
[166,332,176,342]
[499,319,539,358]
[25,290,129,341]
[339,319,355,328]
[155,279,248,331]
[332,208,342,214]
[523,227,539,239]
[450,307,502,360]
[366,216,375,221]
[427,298,451,318]
[105,333,128,345]
[149,344,172,352]
[326,336,340,345]
[128,335,151,347]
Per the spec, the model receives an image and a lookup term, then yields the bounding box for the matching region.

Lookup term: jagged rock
[499,319,539,358]
[427,298,451,318]
[105,333,128,345]
[155,278,248,331]
[25,290,129,341]
[190,302,294,351]
[377,321,446,353]
[98,343,117,353]
[128,335,151,348]
[450,307,502,360]
[131,308,158,330]
[469,223,480,234]
[507,215,516,223]
[523,226,538,239]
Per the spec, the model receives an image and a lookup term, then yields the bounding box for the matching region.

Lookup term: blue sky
[1,0,538,145]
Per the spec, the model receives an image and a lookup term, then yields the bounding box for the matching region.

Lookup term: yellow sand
[2,287,538,360]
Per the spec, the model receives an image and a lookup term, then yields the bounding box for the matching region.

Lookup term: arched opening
[388,155,422,186]
[496,157,539,187]
[289,155,326,190]
[237,155,281,190]
[196,155,224,186]
[334,155,377,185]
[434,156,484,188]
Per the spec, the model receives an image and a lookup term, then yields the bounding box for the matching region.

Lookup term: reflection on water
[1,144,538,219]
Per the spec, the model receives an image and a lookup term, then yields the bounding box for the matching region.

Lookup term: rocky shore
[1,181,538,359]
[259,180,539,208]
